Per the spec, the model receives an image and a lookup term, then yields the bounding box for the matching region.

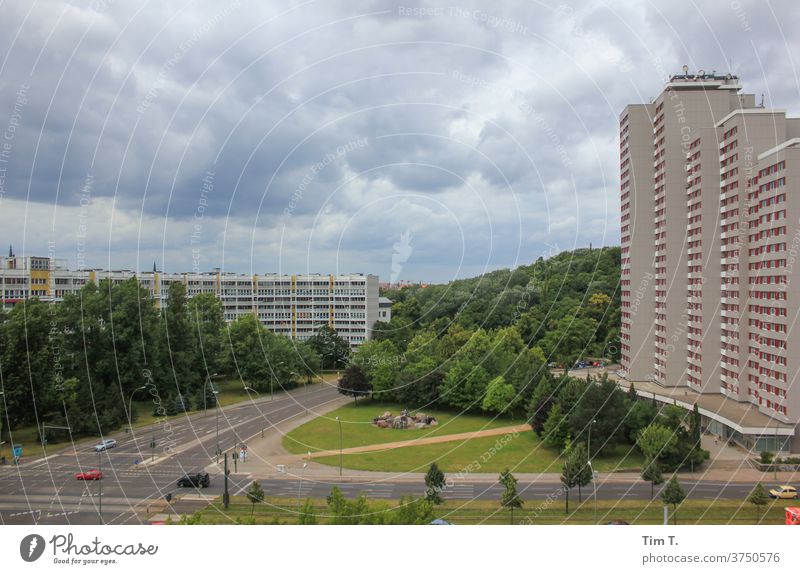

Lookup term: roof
[378,297,392,306]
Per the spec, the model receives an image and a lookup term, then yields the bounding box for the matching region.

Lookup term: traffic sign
[12,444,22,458]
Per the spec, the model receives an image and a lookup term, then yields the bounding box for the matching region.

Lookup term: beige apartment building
[620,71,800,453]
[0,253,382,347]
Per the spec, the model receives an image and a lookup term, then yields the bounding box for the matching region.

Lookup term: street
[0,382,789,525]
[0,383,343,524]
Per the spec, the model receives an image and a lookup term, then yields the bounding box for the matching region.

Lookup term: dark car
[177,472,210,488]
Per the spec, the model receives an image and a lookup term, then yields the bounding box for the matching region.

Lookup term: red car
[75,469,103,481]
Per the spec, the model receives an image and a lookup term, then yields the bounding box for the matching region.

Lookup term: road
[0,383,344,525]
[0,382,789,525]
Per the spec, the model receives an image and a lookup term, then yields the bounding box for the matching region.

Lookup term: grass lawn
[177,495,790,525]
[283,400,516,454]
[312,430,645,473]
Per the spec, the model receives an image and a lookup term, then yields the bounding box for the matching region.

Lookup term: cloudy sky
[0,0,797,283]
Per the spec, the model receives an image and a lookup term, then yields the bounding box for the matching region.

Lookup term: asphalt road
[0,383,791,525]
[0,383,344,525]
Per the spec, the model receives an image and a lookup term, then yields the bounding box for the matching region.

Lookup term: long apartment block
[620,70,800,452]
[0,254,381,346]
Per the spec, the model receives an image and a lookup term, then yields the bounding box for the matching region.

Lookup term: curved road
[0,383,789,524]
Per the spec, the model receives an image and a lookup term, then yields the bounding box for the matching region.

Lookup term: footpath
[215,399,800,487]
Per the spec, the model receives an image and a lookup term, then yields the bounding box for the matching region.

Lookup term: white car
[94,439,117,452]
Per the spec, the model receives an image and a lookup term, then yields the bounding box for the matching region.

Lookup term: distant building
[378,296,392,322]
[0,254,378,346]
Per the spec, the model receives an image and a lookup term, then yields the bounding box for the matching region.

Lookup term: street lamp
[298,453,310,513]
[214,389,221,464]
[0,391,4,448]
[127,385,148,434]
[336,416,343,477]
[589,460,597,523]
[98,449,103,523]
[588,419,597,459]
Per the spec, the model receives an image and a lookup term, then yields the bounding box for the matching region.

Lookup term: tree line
[0,278,332,441]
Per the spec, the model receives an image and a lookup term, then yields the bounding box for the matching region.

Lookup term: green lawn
[313,430,645,473]
[176,496,790,525]
[282,400,516,454]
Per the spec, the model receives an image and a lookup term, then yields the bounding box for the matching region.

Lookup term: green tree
[337,364,371,404]
[394,356,444,406]
[308,325,350,369]
[569,374,627,457]
[527,376,555,436]
[293,341,322,386]
[299,499,317,524]
[499,468,523,524]
[641,457,664,500]
[539,315,597,373]
[440,359,489,411]
[661,476,686,524]
[560,443,581,514]
[542,403,570,451]
[390,496,435,525]
[164,282,198,399]
[746,483,769,523]
[223,314,272,387]
[189,292,225,376]
[636,423,677,463]
[482,376,516,416]
[246,480,265,516]
[425,462,445,504]
[352,339,400,400]
[689,403,702,464]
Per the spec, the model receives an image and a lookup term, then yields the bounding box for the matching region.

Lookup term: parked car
[769,485,797,499]
[75,469,103,481]
[177,472,210,488]
[94,439,117,452]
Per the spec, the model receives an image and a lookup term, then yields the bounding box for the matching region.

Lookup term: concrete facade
[0,255,379,346]
[620,71,800,452]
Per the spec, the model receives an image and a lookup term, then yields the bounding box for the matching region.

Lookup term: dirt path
[308,424,529,459]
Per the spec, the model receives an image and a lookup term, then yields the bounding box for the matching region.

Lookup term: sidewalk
[307,424,529,459]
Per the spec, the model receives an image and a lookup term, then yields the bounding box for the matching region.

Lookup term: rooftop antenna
[682,64,689,74]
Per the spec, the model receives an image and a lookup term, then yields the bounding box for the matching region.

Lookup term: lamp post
[214,389,221,464]
[0,391,4,448]
[98,449,103,523]
[588,419,596,459]
[336,416,343,477]
[298,453,309,513]
[589,460,597,523]
[127,385,147,434]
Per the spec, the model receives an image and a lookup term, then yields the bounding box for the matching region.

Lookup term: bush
[759,451,774,465]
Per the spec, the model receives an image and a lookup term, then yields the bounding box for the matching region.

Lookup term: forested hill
[375,246,621,363]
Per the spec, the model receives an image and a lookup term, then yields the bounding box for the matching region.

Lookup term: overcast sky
[0,0,797,283]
